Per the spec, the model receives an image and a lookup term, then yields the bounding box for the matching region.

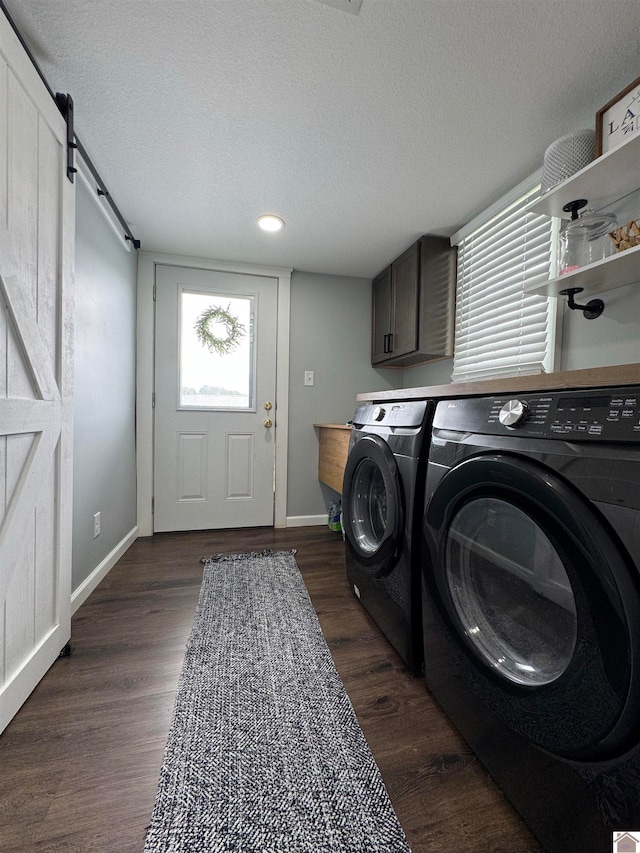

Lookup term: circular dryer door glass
[349,458,388,553]
[445,498,577,686]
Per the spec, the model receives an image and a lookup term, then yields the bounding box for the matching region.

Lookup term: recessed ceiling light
[257,214,285,233]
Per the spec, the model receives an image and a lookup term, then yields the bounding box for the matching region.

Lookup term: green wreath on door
[194,304,245,356]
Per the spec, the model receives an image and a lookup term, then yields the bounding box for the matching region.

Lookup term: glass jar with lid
[559,208,618,275]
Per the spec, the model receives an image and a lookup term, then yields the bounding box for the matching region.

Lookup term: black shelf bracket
[562,199,588,220]
[559,287,604,320]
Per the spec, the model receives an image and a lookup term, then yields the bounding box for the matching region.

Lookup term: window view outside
[179,289,254,409]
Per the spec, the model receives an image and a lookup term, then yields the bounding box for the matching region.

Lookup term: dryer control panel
[434,386,640,442]
[352,399,429,429]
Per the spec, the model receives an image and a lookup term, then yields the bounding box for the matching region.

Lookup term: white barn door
[0,12,74,733]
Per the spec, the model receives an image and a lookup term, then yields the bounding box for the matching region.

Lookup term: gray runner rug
[144,550,412,853]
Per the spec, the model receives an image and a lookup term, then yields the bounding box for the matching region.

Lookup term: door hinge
[151,497,154,513]
[152,392,156,408]
[153,282,157,301]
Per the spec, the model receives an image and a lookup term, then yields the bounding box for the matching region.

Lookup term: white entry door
[154,265,278,531]
[0,12,74,734]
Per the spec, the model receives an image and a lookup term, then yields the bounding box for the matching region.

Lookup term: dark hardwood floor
[0,526,541,852]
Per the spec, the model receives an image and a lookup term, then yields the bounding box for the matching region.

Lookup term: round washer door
[424,452,640,760]
[342,433,403,578]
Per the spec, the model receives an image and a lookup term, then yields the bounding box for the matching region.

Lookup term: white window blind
[451,182,556,383]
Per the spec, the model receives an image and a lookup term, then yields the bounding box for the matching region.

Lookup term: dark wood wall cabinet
[371,235,456,368]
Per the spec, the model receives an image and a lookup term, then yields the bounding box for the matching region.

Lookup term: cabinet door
[417,236,456,360]
[390,242,419,358]
[371,265,392,364]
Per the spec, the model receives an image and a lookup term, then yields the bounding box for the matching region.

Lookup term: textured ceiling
[3,0,640,277]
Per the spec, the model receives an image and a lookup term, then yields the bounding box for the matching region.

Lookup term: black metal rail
[0,0,140,249]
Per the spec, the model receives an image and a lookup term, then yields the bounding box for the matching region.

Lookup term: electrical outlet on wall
[93,511,101,538]
[304,370,315,386]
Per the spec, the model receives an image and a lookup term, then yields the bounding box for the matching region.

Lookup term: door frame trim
[136,251,292,535]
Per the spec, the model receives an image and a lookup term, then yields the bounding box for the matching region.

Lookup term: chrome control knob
[372,406,386,422]
[499,399,528,428]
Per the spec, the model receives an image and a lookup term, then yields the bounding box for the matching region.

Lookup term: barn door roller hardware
[54,93,77,183]
[0,0,141,250]
[53,95,141,248]
[54,97,141,249]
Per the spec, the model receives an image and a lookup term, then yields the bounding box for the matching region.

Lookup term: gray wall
[287,271,395,519]
[560,282,640,371]
[397,288,640,392]
[286,266,639,522]
[393,284,640,390]
[72,179,138,592]
[71,189,637,541]
[400,357,454,389]
[561,189,640,370]
[394,199,640,391]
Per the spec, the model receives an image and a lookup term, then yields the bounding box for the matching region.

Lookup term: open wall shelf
[526,244,640,297]
[526,133,640,297]
[530,135,640,219]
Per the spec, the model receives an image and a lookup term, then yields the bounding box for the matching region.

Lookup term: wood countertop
[357,363,640,402]
[313,423,352,429]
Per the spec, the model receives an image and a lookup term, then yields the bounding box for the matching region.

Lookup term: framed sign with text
[595,76,640,156]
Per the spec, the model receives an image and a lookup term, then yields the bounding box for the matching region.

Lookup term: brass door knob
[263,418,273,428]
[264,401,273,411]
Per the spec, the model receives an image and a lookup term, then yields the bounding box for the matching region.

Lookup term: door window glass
[350,458,388,553]
[179,289,254,410]
[445,498,577,686]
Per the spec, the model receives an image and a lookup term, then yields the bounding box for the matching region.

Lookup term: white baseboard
[71,526,139,614]
[286,514,328,527]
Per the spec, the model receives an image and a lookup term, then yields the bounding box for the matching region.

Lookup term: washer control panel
[434,387,640,441]
[498,399,529,428]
